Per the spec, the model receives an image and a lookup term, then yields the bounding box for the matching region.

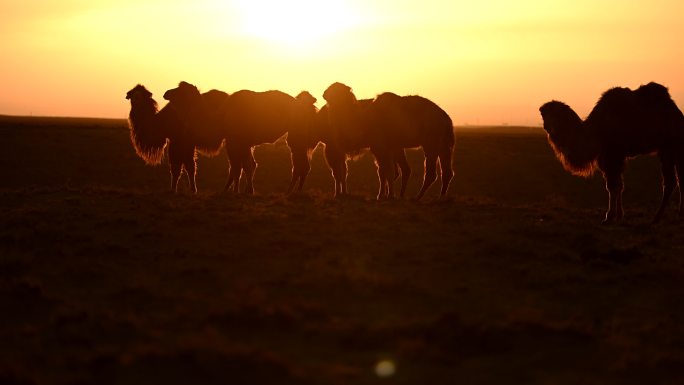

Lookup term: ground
[1,115,683,385]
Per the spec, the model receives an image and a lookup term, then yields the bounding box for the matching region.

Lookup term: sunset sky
[1,0,683,125]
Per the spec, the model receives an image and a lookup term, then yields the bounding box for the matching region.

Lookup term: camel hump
[164,81,201,102]
[230,89,294,102]
[375,91,401,101]
[636,82,673,105]
[296,91,317,106]
[595,82,676,117]
[202,89,230,110]
[600,82,671,104]
[640,82,669,95]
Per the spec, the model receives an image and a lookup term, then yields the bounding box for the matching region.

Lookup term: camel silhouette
[286,91,321,194]
[163,81,316,194]
[322,82,454,200]
[540,82,684,223]
[126,84,224,193]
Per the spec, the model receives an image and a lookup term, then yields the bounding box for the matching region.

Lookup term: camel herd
[127,81,684,223]
[126,81,454,201]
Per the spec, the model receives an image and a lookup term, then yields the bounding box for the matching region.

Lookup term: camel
[126,84,221,193]
[371,91,455,200]
[126,84,226,193]
[163,81,314,194]
[539,82,684,223]
[322,82,454,200]
[286,91,321,194]
[317,89,378,197]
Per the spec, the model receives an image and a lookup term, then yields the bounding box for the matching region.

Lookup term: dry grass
[1,116,683,384]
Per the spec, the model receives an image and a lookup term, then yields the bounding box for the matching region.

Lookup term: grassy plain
[1,115,683,384]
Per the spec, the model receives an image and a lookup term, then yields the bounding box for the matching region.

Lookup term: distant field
[1,115,683,385]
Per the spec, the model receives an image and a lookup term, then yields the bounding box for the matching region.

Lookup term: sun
[234,0,362,48]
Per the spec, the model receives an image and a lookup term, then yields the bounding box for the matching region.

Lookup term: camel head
[323,82,357,106]
[539,101,582,138]
[540,100,598,176]
[296,91,317,106]
[163,81,202,106]
[126,84,153,101]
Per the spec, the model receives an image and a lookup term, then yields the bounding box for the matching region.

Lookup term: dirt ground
[1,115,683,385]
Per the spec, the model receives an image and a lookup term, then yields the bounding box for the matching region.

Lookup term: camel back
[373,93,454,149]
[586,82,684,156]
[223,90,295,146]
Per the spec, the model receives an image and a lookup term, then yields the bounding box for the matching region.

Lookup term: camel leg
[677,161,684,218]
[185,162,197,194]
[438,144,455,198]
[373,150,393,200]
[333,160,348,196]
[325,145,347,197]
[170,161,182,193]
[242,148,257,195]
[654,157,677,223]
[224,146,242,193]
[185,149,198,194]
[340,159,348,195]
[324,144,339,196]
[286,146,300,194]
[168,141,182,193]
[415,151,439,201]
[393,149,411,198]
[286,176,299,195]
[375,161,389,200]
[288,147,310,194]
[297,151,313,192]
[599,158,625,224]
[602,172,624,224]
[286,168,299,195]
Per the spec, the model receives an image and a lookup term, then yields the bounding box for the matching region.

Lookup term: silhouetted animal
[318,85,375,197]
[126,85,199,193]
[372,91,455,200]
[286,91,321,194]
[164,81,313,194]
[539,82,684,223]
[322,82,454,200]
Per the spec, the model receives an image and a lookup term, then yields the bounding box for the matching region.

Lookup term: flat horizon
[2,1,683,125]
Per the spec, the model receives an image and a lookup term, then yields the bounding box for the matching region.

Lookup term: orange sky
[1,0,683,125]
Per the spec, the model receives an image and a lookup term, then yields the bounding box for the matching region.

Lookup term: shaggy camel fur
[322,82,454,200]
[164,81,312,194]
[540,82,684,223]
[126,84,226,193]
[126,85,201,193]
[286,91,320,194]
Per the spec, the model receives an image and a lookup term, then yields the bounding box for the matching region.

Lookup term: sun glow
[233,0,363,48]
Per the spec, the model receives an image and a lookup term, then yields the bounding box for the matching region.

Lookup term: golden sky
[1,0,683,125]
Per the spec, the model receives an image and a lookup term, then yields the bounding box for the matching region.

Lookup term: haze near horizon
[1,0,683,125]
